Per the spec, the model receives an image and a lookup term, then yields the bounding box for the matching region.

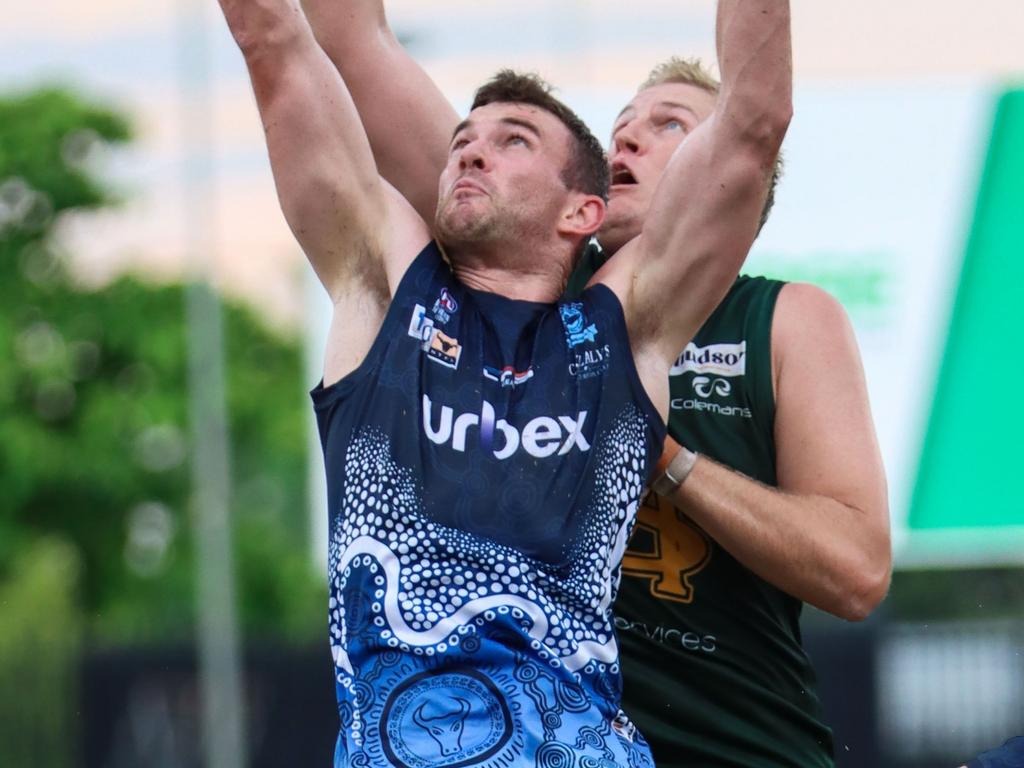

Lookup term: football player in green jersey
[301,1,888,765]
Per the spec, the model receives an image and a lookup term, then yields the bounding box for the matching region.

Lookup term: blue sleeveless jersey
[312,242,665,768]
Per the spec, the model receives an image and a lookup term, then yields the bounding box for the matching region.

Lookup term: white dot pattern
[328,406,649,687]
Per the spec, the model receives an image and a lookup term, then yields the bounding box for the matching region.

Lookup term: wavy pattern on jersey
[330,535,550,675]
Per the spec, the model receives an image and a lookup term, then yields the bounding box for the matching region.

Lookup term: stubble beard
[435,195,518,254]
[434,190,557,276]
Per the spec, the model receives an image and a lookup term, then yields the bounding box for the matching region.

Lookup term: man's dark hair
[471,70,609,202]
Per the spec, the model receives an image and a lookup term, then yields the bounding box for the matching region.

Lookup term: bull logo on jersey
[412,697,471,757]
[427,330,462,370]
[621,493,712,603]
[409,304,463,370]
[381,670,515,768]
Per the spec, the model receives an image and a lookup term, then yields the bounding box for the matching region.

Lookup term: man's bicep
[303,0,459,223]
[772,284,888,515]
[343,41,458,223]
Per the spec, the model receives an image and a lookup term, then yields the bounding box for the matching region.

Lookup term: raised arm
[301,0,460,223]
[603,0,792,402]
[217,0,428,300]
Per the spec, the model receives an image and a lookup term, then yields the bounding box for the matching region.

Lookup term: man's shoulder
[771,282,853,347]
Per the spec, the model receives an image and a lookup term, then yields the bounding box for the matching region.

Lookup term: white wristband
[651,446,698,497]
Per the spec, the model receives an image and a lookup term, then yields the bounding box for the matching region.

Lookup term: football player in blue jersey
[303,2,890,766]
[217,0,791,764]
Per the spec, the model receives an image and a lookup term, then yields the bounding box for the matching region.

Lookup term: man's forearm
[301,0,458,222]
[619,0,793,361]
[716,0,792,156]
[665,455,892,621]
[220,0,306,60]
[217,0,398,300]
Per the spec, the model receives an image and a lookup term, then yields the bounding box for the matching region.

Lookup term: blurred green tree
[0,86,323,647]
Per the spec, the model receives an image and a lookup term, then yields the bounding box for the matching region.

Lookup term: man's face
[435,102,575,250]
[599,82,717,255]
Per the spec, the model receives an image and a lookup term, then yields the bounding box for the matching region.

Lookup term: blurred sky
[3,0,1024,327]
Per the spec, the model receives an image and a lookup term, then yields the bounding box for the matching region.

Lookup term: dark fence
[81,646,337,768]
[79,621,1023,768]
[805,621,882,767]
[806,617,1024,768]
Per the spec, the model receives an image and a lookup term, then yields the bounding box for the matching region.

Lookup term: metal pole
[177,1,248,766]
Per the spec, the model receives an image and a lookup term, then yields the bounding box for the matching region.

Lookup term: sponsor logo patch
[670,341,746,377]
[568,343,611,379]
[692,376,732,398]
[613,617,718,654]
[431,288,459,324]
[409,304,462,370]
[559,302,599,348]
[408,304,434,344]
[483,365,535,388]
[671,398,752,419]
[423,395,589,460]
[427,330,462,369]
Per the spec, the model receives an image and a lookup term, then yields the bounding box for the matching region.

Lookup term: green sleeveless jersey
[569,248,834,766]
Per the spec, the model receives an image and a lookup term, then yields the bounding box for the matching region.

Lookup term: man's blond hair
[638,56,720,96]
[639,57,782,235]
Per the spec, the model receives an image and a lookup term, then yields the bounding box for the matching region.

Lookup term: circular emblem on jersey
[380,669,514,768]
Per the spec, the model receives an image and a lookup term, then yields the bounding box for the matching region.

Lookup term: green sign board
[907,90,1024,564]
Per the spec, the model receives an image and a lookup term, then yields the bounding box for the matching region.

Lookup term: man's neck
[444,242,571,303]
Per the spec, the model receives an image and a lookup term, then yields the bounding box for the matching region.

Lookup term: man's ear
[558,194,606,240]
